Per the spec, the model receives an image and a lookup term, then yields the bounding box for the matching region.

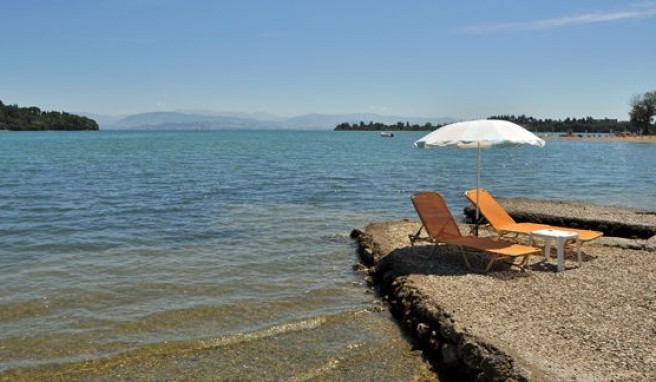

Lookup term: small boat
[380,131,394,138]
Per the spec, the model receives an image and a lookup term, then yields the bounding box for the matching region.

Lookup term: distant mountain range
[77,111,455,131]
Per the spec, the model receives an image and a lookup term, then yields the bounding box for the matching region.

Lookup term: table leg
[576,238,582,267]
[543,237,552,262]
[556,237,565,272]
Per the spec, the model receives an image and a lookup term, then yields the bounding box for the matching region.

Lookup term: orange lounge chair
[409,192,541,272]
[464,188,604,246]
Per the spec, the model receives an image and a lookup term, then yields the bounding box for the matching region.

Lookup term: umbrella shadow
[524,247,598,272]
[375,243,533,281]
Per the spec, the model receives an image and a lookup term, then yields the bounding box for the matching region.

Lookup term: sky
[1,0,655,120]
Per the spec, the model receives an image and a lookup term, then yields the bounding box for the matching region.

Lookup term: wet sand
[352,200,656,381]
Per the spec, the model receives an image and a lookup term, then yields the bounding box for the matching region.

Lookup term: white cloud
[459,2,656,34]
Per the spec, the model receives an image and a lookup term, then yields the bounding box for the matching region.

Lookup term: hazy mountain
[76,112,125,126]
[175,109,285,121]
[100,111,454,130]
[110,112,264,129]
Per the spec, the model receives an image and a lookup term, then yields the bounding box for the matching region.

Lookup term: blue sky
[1,0,654,120]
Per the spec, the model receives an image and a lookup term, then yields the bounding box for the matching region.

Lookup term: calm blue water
[0,130,654,377]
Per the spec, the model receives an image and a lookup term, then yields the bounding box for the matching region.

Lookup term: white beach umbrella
[414,119,545,234]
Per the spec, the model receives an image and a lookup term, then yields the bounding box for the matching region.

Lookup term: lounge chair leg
[408,234,436,260]
[410,226,424,244]
[500,255,530,271]
[484,258,495,272]
[408,235,416,256]
[458,247,473,271]
[515,255,530,271]
[409,226,435,259]
[521,255,530,267]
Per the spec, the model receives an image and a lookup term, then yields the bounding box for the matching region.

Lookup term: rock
[459,340,483,370]
[439,319,458,343]
[428,334,441,351]
[599,237,646,251]
[645,235,656,252]
[440,343,460,370]
[416,322,430,339]
[349,228,364,239]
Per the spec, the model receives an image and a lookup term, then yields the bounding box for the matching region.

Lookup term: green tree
[0,99,98,131]
[629,91,656,135]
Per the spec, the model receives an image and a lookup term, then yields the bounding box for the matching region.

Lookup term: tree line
[335,90,656,135]
[0,100,99,131]
[487,115,630,134]
[334,121,441,132]
[334,116,631,134]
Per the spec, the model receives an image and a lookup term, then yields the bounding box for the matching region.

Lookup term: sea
[0,130,654,380]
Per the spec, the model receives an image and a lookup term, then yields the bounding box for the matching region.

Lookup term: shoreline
[352,199,656,381]
[542,135,656,144]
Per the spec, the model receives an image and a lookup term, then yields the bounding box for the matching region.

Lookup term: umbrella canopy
[414,119,545,234]
[414,119,545,149]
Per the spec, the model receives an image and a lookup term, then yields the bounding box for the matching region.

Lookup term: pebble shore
[353,199,656,381]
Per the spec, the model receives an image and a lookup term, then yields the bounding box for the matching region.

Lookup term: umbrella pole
[475,142,481,236]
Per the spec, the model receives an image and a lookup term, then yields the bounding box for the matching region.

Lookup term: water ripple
[0,130,654,372]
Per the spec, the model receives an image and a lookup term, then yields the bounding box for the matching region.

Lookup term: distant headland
[334,115,632,134]
[0,100,99,131]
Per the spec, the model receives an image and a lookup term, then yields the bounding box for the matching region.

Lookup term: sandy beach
[353,199,656,381]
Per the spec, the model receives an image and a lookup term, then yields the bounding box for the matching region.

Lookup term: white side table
[530,229,581,272]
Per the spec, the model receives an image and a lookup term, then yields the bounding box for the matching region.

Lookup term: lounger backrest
[411,192,463,239]
[465,188,516,228]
